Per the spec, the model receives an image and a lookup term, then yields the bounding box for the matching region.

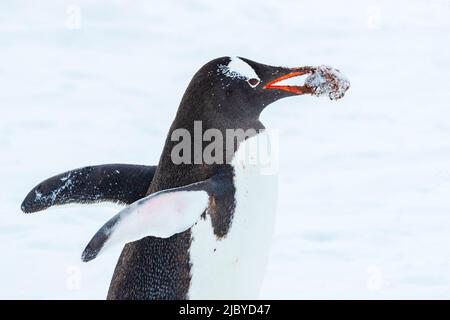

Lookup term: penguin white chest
[188,132,278,299]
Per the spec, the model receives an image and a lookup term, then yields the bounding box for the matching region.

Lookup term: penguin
[21,57,349,299]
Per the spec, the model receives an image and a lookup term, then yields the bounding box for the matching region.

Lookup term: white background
[0,0,449,299]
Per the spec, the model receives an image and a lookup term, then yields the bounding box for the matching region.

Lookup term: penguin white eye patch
[220,56,261,87]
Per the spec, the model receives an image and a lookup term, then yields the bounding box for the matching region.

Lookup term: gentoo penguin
[21,57,349,299]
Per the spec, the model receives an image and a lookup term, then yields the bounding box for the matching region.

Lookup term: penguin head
[182,56,315,123]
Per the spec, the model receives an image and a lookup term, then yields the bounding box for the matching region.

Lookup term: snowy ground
[1,0,449,299]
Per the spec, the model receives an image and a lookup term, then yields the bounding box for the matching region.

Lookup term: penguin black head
[178,56,319,127]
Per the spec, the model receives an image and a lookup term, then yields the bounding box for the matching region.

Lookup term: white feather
[188,131,278,299]
[97,190,209,256]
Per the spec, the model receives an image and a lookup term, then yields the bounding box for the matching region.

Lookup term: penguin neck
[148,100,265,194]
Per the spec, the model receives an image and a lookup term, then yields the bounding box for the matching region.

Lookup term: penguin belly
[188,132,278,299]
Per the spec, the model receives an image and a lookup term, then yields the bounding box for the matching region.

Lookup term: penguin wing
[81,170,234,262]
[21,164,157,213]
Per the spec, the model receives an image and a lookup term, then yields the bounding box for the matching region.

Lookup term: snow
[35,177,74,205]
[305,65,350,100]
[1,0,450,299]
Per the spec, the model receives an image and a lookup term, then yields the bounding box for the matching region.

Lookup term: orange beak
[264,68,314,95]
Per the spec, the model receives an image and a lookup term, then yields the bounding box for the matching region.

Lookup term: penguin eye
[247,78,260,88]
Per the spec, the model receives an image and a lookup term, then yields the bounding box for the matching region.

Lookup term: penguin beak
[264,67,314,95]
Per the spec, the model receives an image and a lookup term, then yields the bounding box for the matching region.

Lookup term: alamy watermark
[66,5,81,30]
[367,5,382,30]
[366,264,384,290]
[170,121,279,175]
[66,264,81,290]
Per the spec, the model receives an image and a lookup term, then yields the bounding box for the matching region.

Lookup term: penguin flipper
[81,170,233,262]
[21,164,157,213]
